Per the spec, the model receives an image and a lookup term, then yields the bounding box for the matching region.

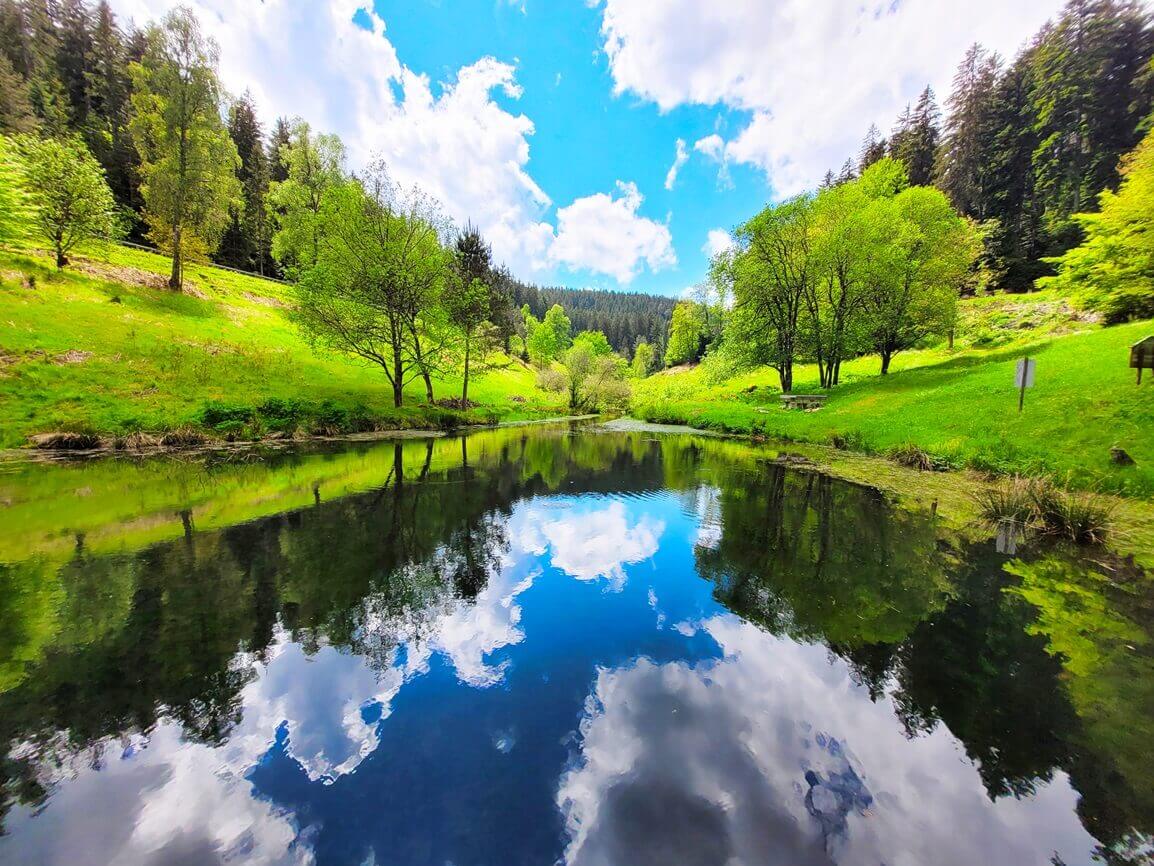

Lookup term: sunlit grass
[0,243,566,447]
[633,293,1154,495]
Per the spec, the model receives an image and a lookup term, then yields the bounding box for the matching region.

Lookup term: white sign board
[1015,358,1036,389]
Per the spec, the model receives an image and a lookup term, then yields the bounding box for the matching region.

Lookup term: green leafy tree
[447,224,496,405]
[526,303,571,364]
[129,7,240,290]
[293,168,451,408]
[0,132,30,243]
[864,186,978,373]
[18,133,117,267]
[731,195,815,392]
[267,119,345,275]
[540,343,629,412]
[572,330,613,357]
[664,300,706,366]
[806,158,906,387]
[1040,126,1154,321]
[630,340,656,378]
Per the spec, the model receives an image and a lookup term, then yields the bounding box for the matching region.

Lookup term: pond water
[0,424,1152,866]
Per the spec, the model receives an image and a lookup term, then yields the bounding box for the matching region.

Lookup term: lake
[0,423,1151,866]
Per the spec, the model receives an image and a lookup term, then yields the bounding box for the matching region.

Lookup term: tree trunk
[779,364,793,394]
[880,350,892,375]
[392,344,405,408]
[55,246,66,269]
[948,328,955,350]
[169,225,182,290]
[423,371,435,404]
[462,333,471,405]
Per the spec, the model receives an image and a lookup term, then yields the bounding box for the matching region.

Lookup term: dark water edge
[0,424,1152,866]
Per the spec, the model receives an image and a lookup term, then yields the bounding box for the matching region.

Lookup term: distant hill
[512,283,676,357]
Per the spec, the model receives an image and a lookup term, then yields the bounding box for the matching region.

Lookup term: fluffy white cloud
[557,613,1099,866]
[597,0,1064,195]
[693,134,724,161]
[548,182,677,284]
[702,229,734,258]
[517,499,665,588]
[105,0,561,278]
[2,721,312,866]
[664,138,689,190]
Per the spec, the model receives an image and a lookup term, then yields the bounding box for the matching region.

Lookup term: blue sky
[113,0,1068,297]
[362,0,769,295]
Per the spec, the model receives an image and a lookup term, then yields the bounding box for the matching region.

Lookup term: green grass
[0,243,565,447]
[633,292,1154,495]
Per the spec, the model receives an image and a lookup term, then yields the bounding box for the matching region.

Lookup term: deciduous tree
[129,7,240,290]
[293,168,452,408]
[19,133,117,267]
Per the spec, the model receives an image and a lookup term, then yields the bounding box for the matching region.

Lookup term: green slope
[0,244,563,446]
[633,301,1154,495]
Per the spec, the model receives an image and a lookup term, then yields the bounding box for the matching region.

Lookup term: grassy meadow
[0,242,565,448]
[633,291,1154,495]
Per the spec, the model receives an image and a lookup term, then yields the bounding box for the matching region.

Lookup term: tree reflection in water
[0,425,1150,865]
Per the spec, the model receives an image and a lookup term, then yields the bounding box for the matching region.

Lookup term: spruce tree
[219,92,270,273]
[859,124,887,170]
[937,43,1001,218]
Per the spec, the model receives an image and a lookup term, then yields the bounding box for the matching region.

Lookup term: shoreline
[0,414,603,464]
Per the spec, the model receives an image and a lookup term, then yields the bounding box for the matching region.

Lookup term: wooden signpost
[1015,357,1036,412]
[1132,336,1154,384]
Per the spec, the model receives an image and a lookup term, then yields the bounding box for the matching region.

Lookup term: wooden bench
[779,394,827,410]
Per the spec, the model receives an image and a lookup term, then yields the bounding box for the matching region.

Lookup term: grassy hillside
[0,243,564,447]
[633,292,1154,495]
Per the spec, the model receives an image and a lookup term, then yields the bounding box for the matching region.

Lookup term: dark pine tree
[858,123,888,170]
[936,43,1002,219]
[267,116,292,183]
[218,93,271,273]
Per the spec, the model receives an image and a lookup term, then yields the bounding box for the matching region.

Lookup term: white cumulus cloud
[549,182,677,285]
[596,0,1064,196]
[518,499,665,588]
[108,0,668,285]
[557,614,1100,866]
[702,229,734,258]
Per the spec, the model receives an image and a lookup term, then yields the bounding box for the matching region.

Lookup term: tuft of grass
[890,443,949,472]
[972,476,1116,545]
[158,427,210,448]
[973,476,1037,525]
[28,430,102,450]
[1030,480,1116,546]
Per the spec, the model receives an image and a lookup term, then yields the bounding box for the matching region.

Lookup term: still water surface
[0,424,1152,865]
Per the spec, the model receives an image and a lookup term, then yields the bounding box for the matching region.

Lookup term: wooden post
[1018,356,1028,413]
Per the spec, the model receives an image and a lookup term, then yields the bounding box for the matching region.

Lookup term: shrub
[890,443,946,472]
